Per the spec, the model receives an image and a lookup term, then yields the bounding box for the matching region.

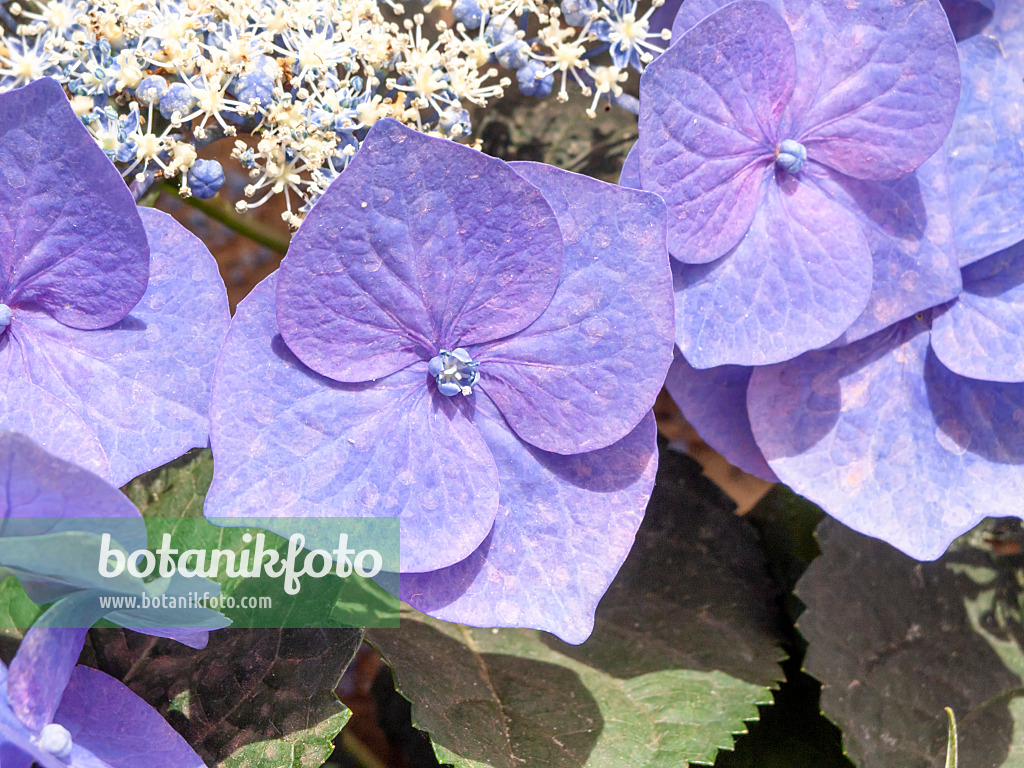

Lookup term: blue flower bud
[188,159,226,199]
[39,723,73,759]
[233,68,275,108]
[485,16,518,47]
[158,83,196,120]
[0,304,11,328]
[496,38,530,70]
[135,75,168,106]
[453,0,483,29]
[776,139,807,174]
[560,0,597,27]
[517,60,554,98]
[439,108,471,138]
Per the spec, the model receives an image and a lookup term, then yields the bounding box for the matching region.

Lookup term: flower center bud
[0,304,11,330]
[428,348,479,397]
[776,139,807,174]
[39,723,74,759]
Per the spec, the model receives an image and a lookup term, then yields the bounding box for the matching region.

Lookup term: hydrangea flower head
[0,78,230,485]
[665,31,1024,560]
[633,0,962,368]
[205,118,674,643]
[1,628,206,767]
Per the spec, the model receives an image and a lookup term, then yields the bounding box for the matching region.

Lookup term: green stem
[944,707,958,768]
[165,183,291,255]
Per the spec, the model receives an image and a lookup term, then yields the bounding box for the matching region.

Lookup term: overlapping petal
[672,0,961,182]
[402,401,656,644]
[638,0,790,263]
[663,352,777,481]
[778,0,960,181]
[206,274,500,573]
[276,119,563,383]
[941,0,996,40]
[944,35,1024,267]
[1,208,230,485]
[675,174,872,368]
[0,381,109,479]
[0,661,66,768]
[747,315,1024,559]
[54,666,206,768]
[474,162,673,454]
[931,241,1024,382]
[0,78,149,329]
[809,153,962,344]
[7,628,86,732]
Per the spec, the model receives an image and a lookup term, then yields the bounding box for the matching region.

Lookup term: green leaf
[0,575,42,660]
[88,627,362,768]
[796,517,1024,768]
[122,447,213,519]
[117,449,368,766]
[369,445,787,768]
[123,448,399,629]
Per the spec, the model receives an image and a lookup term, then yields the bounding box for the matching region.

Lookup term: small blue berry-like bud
[453,0,483,29]
[485,16,519,47]
[496,39,530,70]
[428,348,480,397]
[776,139,807,174]
[159,83,196,120]
[439,108,472,138]
[560,0,598,27]
[233,68,275,108]
[135,75,168,106]
[517,60,554,98]
[0,304,11,328]
[188,160,226,200]
[39,723,73,759]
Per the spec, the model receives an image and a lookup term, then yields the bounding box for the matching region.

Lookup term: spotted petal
[206,274,500,573]
[747,316,1024,560]
[1,208,229,485]
[778,0,960,181]
[402,401,656,645]
[0,380,109,479]
[54,666,206,768]
[675,173,872,368]
[931,241,1024,382]
[276,119,563,383]
[944,35,1024,267]
[0,78,148,329]
[638,0,790,263]
[809,152,962,344]
[663,352,777,481]
[673,0,961,181]
[474,163,673,454]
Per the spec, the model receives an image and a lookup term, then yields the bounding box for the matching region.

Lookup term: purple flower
[0,78,230,486]
[0,628,207,767]
[204,118,674,643]
[664,33,1024,560]
[630,0,962,368]
[0,431,227,647]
